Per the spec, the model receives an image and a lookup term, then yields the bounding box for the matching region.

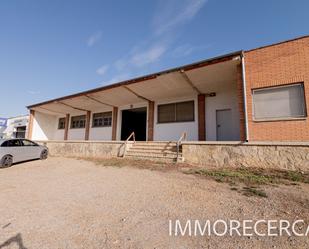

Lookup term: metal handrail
[123,132,135,157]
[176,132,187,159]
[126,131,135,143]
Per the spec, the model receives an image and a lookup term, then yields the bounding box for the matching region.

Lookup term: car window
[21,139,38,146]
[1,139,22,147]
[1,141,9,147]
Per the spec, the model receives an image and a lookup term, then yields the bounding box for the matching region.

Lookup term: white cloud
[114,58,128,71]
[27,90,40,95]
[130,44,167,67]
[96,0,207,85]
[152,0,207,35]
[172,43,212,57]
[96,64,109,76]
[87,31,102,47]
[172,44,195,57]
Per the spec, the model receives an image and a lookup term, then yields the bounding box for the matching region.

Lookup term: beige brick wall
[244,36,309,141]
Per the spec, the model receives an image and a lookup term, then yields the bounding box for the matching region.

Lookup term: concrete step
[127,150,179,157]
[125,154,178,162]
[129,147,178,152]
[124,141,183,163]
[132,143,177,148]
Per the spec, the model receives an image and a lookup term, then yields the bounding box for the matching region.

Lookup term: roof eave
[27,50,243,109]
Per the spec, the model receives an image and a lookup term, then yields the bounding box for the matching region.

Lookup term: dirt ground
[0,157,309,249]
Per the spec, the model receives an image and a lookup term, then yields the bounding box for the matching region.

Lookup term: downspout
[241,52,249,142]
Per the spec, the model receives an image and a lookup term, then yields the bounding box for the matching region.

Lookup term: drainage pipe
[241,52,249,142]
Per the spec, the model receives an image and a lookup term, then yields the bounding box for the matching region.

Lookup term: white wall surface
[154,96,198,141]
[32,112,58,140]
[89,127,112,140]
[68,129,85,140]
[54,129,65,140]
[205,81,240,141]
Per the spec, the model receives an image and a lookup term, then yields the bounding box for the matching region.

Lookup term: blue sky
[1,0,308,117]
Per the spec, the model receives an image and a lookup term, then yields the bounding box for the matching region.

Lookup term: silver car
[0,139,48,168]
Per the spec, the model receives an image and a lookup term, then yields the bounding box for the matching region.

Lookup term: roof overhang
[28,51,242,115]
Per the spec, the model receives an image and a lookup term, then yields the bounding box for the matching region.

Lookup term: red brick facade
[244,36,309,141]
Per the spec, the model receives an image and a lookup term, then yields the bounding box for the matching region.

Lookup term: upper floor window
[70,115,86,129]
[252,83,306,121]
[58,118,65,129]
[92,112,112,127]
[158,101,194,123]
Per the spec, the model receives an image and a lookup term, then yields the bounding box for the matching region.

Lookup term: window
[58,118,65,129]
[70,115,86,128]
[92,112,112,127]
[21,139,38,146]
[158,101,194,123]
[252,83,306,120]
[1,139,22,147]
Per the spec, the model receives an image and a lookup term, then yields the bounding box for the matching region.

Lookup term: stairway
[124,141,183,163]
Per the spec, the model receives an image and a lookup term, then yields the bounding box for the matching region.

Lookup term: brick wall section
[85,111,91,140]
[112,107,118,140]
[64,114,70,140]
[198,94,206,141]
[236,64,246,141]
[147,101,154,141]
[244,36,309,141]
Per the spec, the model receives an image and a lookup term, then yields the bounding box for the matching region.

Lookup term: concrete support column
[147,101,154,141]
[236,64,246,141]
[112,107,118,140]
[27,109,35,139]
[85,111,91,140]
[198,94,206,141]
[64,113,70,140]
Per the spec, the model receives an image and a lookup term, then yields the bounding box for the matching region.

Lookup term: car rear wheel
[40,150,48,160]
[0,155,13,168]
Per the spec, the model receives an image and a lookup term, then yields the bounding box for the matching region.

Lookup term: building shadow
[0,233,27,249]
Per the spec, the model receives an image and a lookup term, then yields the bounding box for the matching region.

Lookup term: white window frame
[252,83,307,121]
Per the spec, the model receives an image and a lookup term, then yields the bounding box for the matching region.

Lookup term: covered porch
[27,52,245,142]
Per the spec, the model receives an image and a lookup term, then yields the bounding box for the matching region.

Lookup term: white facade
[31,80,240,142]
[153,96,198,141]
[0,115,29,139]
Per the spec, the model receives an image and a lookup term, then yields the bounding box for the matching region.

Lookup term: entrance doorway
[121,107,147,141]
[216,109,233,141]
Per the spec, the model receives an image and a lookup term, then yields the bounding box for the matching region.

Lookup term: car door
[5,139,24,163]
[20,139,41,160]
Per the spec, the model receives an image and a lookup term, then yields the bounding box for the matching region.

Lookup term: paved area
[0,157,308,248]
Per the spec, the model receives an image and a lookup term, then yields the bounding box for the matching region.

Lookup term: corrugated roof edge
[26,50,242,109]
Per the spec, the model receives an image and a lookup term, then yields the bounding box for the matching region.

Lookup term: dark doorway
[15,126,26,138]
[121,107,147,141]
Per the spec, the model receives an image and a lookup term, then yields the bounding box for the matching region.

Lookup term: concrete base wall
[37,140,125,158]
[37,140,309,172]
[182,142,309,171]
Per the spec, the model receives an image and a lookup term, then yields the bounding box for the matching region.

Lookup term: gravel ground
[0,157,309,249]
